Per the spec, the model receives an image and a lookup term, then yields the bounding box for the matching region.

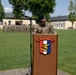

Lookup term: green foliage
[68,12,76,27]
[8,0,56,21]
[8,0,28,19]
[45,13,51,22]
[68,1,74,12]
[32,13,51,22]
[0,0,5,21]
[27,0,56,15]
[68,0,76,28]
[27,0,56,21]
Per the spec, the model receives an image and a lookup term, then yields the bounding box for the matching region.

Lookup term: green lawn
[0,30,30,70]
[0,29,76,75]
[57,29,76,75]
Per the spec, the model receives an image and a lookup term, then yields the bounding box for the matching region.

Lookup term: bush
[68,27,74,29]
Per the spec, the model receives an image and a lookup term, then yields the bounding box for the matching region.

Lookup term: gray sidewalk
[0,68,70,75]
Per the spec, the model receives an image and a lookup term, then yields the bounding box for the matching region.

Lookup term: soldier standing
[33,15,57,34]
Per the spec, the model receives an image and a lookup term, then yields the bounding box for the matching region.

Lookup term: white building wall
[52,20,76,29]
[2,19,36,25]
[1,18,76,29]
[73,21,76,29]
[0,19,36,28]
[3,19,15,25]
[65,21,72,29]
[51,21,66,29]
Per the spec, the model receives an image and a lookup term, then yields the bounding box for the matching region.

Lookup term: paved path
[0,68,70,75]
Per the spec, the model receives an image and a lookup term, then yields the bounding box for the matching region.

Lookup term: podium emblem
[36,38,54,55]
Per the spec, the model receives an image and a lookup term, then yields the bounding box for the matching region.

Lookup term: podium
[32,34,58,75]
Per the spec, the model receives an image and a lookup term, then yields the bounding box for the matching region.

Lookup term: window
[63,23,65,28]
[15,21,23,25]
[8,21,11,25]
[63,23,65,25]
[61,24,62,27]
[59,23,60,27]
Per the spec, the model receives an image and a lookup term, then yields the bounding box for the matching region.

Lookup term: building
[51,15,76,29]
[0,13,36,28]
[0,13,76,29]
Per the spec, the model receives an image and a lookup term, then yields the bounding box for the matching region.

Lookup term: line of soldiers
[3,15,57,34]
[3,24,34,32]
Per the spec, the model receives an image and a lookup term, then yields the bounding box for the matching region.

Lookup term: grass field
[0,30,30,70]
[0,29,76,75]
[57,29,76,75]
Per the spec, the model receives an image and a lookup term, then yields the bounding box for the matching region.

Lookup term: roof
[5,13,14,18]
[51,15,69,21]
[5,13,69,21]
[5,13,35,20]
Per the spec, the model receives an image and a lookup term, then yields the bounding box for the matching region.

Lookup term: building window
[63,23,65,28]
[0,21,3,25]
[61,24,63,27]
[63,23,65,25]
[15,21,23,25]
[8,21,11,25]
[59,23,60,27]
[56,24,59,27]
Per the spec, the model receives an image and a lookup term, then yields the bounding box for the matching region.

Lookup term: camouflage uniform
[32,22,57,34]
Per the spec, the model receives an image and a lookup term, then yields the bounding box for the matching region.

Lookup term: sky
[1,0,74,17]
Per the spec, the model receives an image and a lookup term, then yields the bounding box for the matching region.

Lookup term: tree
[68,0,76,28]
[0,0,5,21]
[68,12,75,28]
[68,0,74,12]
[45,13,51,22]
[9,0,56,21]
[8,0,28,19]
[26,0,56,22]
[74,0,76,19]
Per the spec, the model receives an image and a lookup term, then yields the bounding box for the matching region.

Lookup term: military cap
[39,15,46,19]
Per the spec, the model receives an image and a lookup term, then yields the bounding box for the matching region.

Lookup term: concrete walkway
[0,68,70,75]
